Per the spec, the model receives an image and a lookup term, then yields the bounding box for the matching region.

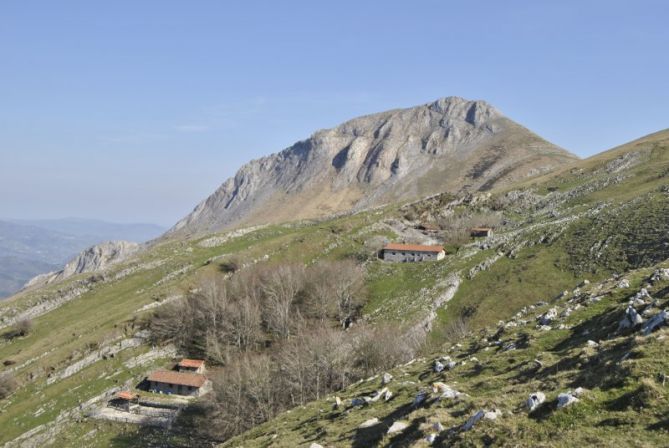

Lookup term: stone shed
[470,227,494,238]
[177,358,206,374]
[382,243,445,262]
[109,391,140,412]
[147,370,208,397]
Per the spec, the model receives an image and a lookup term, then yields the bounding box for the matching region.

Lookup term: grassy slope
[0,129,667,446]
[222,130,669,446]
[223,262,669,448]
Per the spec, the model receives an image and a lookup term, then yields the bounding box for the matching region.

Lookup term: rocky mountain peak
[167,97,577,237]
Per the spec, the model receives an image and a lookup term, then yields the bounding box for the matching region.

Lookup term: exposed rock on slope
[23,241,140,289]
[168,97,577,237]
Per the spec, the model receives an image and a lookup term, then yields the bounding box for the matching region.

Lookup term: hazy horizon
[2,0,668,226]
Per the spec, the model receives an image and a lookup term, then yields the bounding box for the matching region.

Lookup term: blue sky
[1,1,667,226]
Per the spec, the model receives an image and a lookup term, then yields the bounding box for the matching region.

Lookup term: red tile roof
[178,358,205,369]
[383,243,444,253]
[116,391,139,401]
[147,370,207,388]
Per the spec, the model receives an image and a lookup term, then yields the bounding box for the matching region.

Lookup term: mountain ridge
[0,218,164,299]
[167,97,577,238]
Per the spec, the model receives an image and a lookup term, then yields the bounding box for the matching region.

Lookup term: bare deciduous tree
[198,354,276,441]
[260,264,305,339]
[304,260,364,326]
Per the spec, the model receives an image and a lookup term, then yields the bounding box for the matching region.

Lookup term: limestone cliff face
[168,97,577,237]
[23,241,140,289]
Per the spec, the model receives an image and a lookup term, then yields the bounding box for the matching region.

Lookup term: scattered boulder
[538,307,558,325]
[387,421,408,434]
[573,387,587,398]
[502,342,517,351]
[631,288,652,306]
[557,392,579,408]
[433,361,445,373]
[359,417,380,428]
[618,279,630,289]
[462,410,484,431]
[619,305,644,330]
[369,387,389,402]
[484,409,502,420]
[432,422,445,432]
[309,444,324,448]
[425,433,437,444]
[413,391,428,407]
[651,268,669,282]
[351,397,367,407]
[527,392,546,412]
[333,396,342,409]
[381,372,393,385]
[432,382,462,399]
[641,309,668,335]
[586,340,599,348]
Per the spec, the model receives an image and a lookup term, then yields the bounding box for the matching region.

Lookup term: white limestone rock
[527,392,546,412]
[619,305,644,330]
[557,392,580,408]
[538,307,558,325]
[387,421,408,434]
[359,418,380,428]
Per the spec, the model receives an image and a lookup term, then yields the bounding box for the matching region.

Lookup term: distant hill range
[0,218,164,298]
[167,96,577,237]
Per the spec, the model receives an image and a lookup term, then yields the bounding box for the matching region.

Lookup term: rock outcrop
[167,96,577,237]
[23,241,140,289]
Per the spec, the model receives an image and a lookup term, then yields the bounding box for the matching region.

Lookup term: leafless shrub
[15,318,33,336]
[352,324,420,376]
[442,316,472,343]
[219,256,241,273]
[3,318,34,341]
[0,373,17,400]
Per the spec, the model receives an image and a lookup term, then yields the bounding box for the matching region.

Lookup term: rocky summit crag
[22,240,140,290]
[168,97,576,237]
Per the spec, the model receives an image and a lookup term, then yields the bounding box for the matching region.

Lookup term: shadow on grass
[527,399,558,422]
[647,417,669,432]
[350,402,417,448]
[549,306,622,353]
[385,416,427,447]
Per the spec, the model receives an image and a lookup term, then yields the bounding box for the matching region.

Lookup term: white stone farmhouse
[382,243,445,262]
